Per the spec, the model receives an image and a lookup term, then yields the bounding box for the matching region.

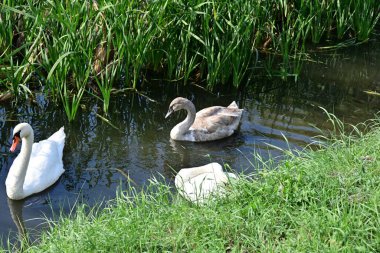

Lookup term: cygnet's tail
[228,101,244,110]
[226,101,243,117]
[227,101,238,109]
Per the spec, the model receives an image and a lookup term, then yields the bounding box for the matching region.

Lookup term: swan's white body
[175,162,237,203]
[6,123,65,200]
[165,97,243,142]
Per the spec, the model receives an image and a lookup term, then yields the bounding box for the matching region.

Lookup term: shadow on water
[0,36,379,246]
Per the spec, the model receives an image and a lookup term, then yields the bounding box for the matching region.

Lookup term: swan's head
[10,123,33,152]
[165,97,193,118]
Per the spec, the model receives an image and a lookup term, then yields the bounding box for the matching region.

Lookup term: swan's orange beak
[10,136,20,152]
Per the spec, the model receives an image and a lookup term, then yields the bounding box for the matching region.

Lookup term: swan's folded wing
[23,140,64,195]
[47,127,66,159]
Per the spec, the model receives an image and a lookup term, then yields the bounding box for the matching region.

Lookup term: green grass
[6,116,380,252]
[1,0,379,120]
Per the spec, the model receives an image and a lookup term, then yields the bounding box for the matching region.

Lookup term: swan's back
[175,163,237,203]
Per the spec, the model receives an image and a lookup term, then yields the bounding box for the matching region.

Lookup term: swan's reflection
[169,139,191,169]
[7,198,28,244]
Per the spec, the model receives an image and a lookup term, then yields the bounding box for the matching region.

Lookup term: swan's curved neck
[7,133,34,198]
[174,103,196,135]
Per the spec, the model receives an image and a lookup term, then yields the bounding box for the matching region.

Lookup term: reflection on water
[0,36,379,245]
[7,198,27,245]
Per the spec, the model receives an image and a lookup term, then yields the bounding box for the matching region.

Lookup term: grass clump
[9,118,380,252]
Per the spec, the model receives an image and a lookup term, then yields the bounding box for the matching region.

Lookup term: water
[0,37,379,245]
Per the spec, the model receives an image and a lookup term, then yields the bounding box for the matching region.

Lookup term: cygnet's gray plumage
[165,97,243,142]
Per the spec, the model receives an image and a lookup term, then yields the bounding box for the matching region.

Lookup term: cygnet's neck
[172,102,196,136]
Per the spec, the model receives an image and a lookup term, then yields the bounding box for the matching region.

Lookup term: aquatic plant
[94,59,120,115]
[335,0,353,39]
[351,0,380,41]
[0,0,379,120]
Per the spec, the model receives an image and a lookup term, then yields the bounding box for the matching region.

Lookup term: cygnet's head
[165,97,193,118]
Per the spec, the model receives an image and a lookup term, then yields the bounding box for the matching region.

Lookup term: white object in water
[6,123,65,200]
[175,162,237,203]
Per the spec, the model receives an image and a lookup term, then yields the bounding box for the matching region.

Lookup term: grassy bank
[1,0,379,120]
[6,117,380,252]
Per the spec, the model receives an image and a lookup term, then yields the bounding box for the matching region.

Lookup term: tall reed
[351,0,380,41]
[336,0,353,39]
[1,0,379,120]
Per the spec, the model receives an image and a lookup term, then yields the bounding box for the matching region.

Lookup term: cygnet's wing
[192,106,242,133]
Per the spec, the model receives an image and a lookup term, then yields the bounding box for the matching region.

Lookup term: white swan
[6,123,65,200]
[175,162,237,203]
[165,97,243,142]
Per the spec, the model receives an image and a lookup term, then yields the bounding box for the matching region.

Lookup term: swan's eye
[13,131,20,140]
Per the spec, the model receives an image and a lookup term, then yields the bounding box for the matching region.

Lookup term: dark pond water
[1,37,379,246]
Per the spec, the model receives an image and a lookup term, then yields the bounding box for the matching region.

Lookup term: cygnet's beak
[165,109,173,119]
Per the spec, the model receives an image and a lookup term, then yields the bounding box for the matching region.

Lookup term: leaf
[46,51,76,81]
